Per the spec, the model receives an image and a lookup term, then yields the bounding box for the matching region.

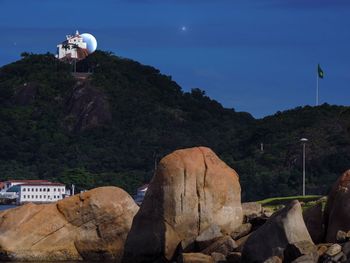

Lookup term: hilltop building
[56,30,89,61]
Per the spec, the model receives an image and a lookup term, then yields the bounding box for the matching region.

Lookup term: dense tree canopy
[0,51,349,201]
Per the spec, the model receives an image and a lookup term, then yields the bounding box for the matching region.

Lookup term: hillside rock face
[0,187,138,262]
[242,200,314,263]
[325,170,350,242]
[123,147,243,262]
[64,80,111,132]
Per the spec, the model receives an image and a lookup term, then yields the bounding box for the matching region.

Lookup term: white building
[56,30,89,61]
[133,184,148,205]
[0,180,67,204]
[18,183,66,204]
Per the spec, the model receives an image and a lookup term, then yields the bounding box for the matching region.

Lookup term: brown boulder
[325,170,350,242]
[201,236,237,256]
[0,187,138,262]
[178,253,214,263]
[123,147,243,262]
[242,200,313,263]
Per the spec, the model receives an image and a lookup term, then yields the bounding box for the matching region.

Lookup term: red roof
[20,183,65,187]
[5,180,50,184]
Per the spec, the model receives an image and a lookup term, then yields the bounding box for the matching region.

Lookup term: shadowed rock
[242,200,313,263]
[325,170,350,242]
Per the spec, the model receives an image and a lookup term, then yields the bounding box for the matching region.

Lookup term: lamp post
[300,138,308,196]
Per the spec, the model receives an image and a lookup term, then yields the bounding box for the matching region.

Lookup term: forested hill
[0,51,349,201]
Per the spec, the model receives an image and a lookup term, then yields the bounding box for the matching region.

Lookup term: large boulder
[123,147,243,262]
[303,202,324,244]
[242,200,314,263]
[325,170,350,242]
[0,187,138,262]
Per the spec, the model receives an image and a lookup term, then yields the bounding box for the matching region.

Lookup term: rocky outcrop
[123,147,243,262]
[242,200,314,263]
[0,187,138,262]
[14,82,38,105]
[303,202,325,244]
[324,170,350,242]
[64,80,111,132]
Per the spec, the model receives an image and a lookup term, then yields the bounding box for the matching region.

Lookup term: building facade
[56,30,89,61]
[0,180,67,204]
[18,183,66,204]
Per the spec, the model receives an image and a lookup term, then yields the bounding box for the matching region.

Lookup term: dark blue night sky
[1,0,350,117]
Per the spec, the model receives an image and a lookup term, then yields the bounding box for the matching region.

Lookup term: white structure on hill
[56,30,89,61]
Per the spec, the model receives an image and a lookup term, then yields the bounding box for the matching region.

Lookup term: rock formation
[324,170,350,242]
[64,80,111,132]
[242,200,314,263]
[123,147,243,262]
[0,186,138,262]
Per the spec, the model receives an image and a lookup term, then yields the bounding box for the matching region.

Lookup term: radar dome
[81,33,97,54]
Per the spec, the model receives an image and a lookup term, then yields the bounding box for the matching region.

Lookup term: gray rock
[291,254,317,263]
[342,241,350,257]
[230,223,252,240]
[196,225,223,250]
[202,236,238,256]
[283,241,318,263]
[241,200,314,263]
[303,202,325,244]
[337,230,348,243]
[325,244,342,257]
[331,251,345,262]
[211,252,226,263]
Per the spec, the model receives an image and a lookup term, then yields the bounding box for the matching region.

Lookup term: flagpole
[316,70,319,106]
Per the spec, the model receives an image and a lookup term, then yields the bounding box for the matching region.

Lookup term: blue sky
[1,0,350,118]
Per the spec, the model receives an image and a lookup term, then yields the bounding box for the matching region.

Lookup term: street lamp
[300,138,308,196]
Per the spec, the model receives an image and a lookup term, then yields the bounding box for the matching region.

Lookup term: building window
[47,188,50,192]
[40,188,42,192]
[58,188,61,192]
[32,188,34,191]
[23,195,26,198]
[40,195,42,198]
[54,188,56,192]
[35,188,38,192]
[32,195,34,198]
[23,188,26,192]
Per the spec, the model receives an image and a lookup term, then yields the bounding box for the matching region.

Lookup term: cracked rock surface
[0,187,138,262]
[123,146,243,263]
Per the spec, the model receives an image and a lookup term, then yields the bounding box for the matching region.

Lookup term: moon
[81,33,97,54]
[181,26,187,31]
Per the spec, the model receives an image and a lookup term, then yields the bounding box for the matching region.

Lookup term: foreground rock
[325,170,350,242]
[123,147,243,262]
[303,202,324,244]
[0,187,138,262]
[242,200,314,263]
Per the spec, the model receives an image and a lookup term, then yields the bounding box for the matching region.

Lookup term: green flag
[318,64,324,79]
